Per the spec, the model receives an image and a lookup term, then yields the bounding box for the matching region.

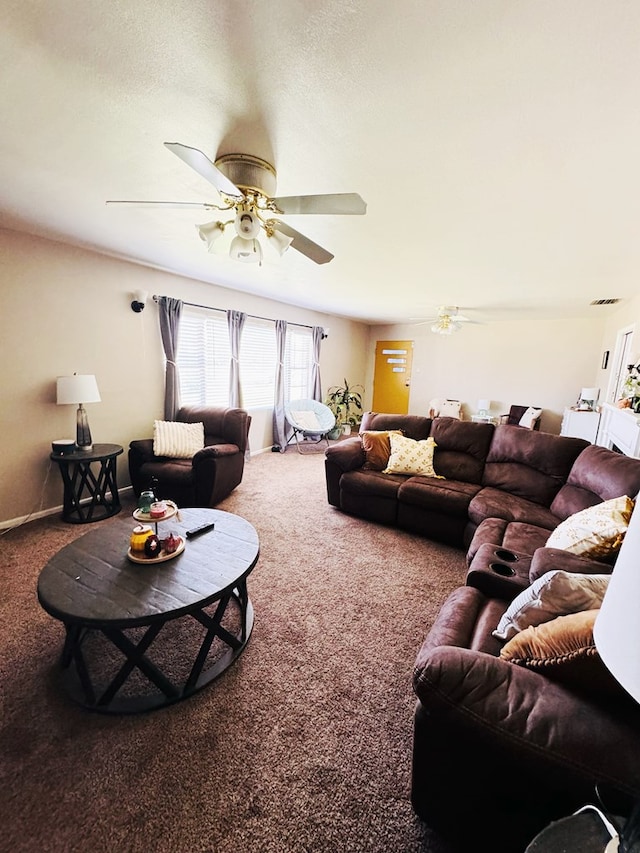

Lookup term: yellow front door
[372,340,413,414]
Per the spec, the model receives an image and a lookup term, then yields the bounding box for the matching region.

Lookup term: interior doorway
[372,340,413,414]
[607,325,635,404]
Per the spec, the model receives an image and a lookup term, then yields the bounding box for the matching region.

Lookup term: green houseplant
[326,379,364,436]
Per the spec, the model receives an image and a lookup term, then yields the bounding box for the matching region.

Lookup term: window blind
[176,307,315,409]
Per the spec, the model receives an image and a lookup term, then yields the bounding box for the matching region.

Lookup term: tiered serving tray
[128,501,184,564]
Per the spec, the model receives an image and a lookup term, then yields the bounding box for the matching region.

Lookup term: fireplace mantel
[596,403,640,457]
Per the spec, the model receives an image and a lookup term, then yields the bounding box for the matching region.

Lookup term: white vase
[343,424,352,436]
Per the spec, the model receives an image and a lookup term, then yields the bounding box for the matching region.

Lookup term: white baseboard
[0,486,135,531]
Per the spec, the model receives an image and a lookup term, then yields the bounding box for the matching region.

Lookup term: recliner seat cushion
[399,477,481,517]
[339,469,406,499]
[138,459,194,485]
[468,487,559,529]
[466,517,553,563]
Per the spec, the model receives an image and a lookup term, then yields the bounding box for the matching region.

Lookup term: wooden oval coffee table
[37,508,259,714]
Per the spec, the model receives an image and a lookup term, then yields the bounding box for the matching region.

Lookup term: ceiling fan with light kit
[106,142,366,265]
[410,306,482,335]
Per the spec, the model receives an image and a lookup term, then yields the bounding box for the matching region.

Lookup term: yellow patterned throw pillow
[383,434,444,477]
[545,495,634,559]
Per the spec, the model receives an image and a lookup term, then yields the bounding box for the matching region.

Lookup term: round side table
[50,443,123,524]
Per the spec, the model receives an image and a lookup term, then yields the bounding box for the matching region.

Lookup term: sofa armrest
[193,443,240,462]
[128,439,156,496]
[529,546,612,583]
[325,436,365,472]
[412,644,640,848]
[415,586,505,658]
[324,437,366,507]
[413,645,640,791]
[129,438,155,461]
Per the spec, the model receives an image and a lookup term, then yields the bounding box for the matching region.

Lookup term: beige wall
[3,225,636,527]
[0,228,369,525]
[367,316,609,433]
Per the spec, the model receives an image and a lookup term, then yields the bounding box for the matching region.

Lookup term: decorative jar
[130,525,153,553]
[137,490,156,513]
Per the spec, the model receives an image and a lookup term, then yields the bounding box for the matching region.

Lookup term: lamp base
[76,404,93,452]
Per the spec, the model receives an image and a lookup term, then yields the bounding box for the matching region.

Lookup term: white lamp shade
[477,399,490,412]
[580,387,600,402]
[234,208,260,240]
[267,229,294,256]
[196,221,225,251]
[594,504,640,704]
[229,235,262,264]
[57,374,101,405]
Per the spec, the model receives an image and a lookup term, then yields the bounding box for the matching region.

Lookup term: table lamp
[579,388,600,411]
[594,501,640,706]
[56,374,101,451]
[590,504,640,852]
[477,399,491,417]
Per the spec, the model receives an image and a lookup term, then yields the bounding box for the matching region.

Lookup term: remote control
[186,522,216,539]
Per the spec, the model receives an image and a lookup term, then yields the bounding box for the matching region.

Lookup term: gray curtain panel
[227,309,246,407]
[158,296,183,420]
[311,325,324,401]
[273,319,289,452]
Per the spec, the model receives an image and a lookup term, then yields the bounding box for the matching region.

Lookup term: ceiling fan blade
[273,193,366,215]
[273,221,334,264]
[164,142,243,198]
[106,200,222,209]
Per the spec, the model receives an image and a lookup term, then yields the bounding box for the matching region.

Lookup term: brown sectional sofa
[325,412,640,567]
[411,585,640,851]
[324,412,640,850]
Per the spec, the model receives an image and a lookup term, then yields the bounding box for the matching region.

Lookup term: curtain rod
[152,294,318,331]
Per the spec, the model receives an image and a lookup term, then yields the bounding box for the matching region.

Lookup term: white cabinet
[560,408,601,443]
[596,403,640,457]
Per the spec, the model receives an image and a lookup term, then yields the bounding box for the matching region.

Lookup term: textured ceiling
[1,0,639,324]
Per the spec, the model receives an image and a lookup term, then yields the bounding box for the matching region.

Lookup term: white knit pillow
[153,420,205,458]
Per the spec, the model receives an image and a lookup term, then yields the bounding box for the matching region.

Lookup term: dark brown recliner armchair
[500,404,542,430]
[128,406,251,508]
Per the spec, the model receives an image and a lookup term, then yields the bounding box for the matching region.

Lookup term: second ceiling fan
[411,306,480,335]
[107,142,367,265]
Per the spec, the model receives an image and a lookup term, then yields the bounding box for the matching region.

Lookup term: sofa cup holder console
[489,561,516,577]
[494,548,518,563]
[466,543,532,598]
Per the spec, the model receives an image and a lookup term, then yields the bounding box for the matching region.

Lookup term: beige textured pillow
[153,420,205,458]
[499,610,622,697]
[361,430,402,471]
[545,495,634,559]
[383,434,444,478]
[492,570,610,641]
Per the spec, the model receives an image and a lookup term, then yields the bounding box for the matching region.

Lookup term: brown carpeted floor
[0,449,466,853]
